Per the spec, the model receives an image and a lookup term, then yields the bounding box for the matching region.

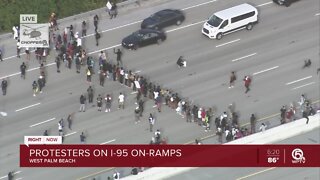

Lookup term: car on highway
[202,3,258,40]
[141,9,185,30]
[122,29,166,50]
[273,0,300,7]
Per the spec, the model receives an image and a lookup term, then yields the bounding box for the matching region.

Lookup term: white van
[202,3,258,40]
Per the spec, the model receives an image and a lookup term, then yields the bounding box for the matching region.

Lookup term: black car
[141,9,185,30]
[273,0,300,7]
[122,29,166,50]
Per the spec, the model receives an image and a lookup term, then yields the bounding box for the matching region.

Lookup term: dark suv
[273,0,300,7]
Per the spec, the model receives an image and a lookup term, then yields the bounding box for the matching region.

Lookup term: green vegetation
[0,0,120,33]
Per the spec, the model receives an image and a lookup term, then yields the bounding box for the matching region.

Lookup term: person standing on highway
[134,107,140,123]
[17,40,21,58]
[97,94,103,111]
[0,48,3,61]
[303,111,310,124]
[113,48,123,66]
[20,62,27,79]
[243,75,251,93]
[148,113,155,132]
[80,132,86,143]
[79,94,86,112]
[118,92,125,109]
[138,99,144,117]
[105,94,112,112]
[81,21,87,37]
[8,171,13,180]
[37,76,45,93]
[99,71,105,86]
[250,114,256,133]
[43,130,49,136]
[95,31,100,46]
[55,56,61,73]
[93,14,99,32]
[1,79,8,95]
[87,86,94,103]
[86,68,92,82]
[75,55,81,73]
[25,47,30,60]
[32,81,38,96]
[67,114,72,130]
[229,71,236,88]
[58,120,63,136]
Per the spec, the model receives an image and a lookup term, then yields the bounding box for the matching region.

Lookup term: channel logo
[291,148,306,164]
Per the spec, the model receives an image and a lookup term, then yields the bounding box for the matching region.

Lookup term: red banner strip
[20,145,320,167]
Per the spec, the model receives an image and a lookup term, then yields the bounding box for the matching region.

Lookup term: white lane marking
[315,13,320,16]
[291,82,315,90]
[16,178,23,180]
[135,70,141,73]
[285,76,312,85]
[0,171,22,180]
[231,53,257,62]
[15,103,41,112]
[166,21,205,33]
[84,20,143,38]
[65,131,77,137]
[253,66,279,76]
[182,0,217,10]
[87,44,121,55]
[236,167,276,180]
[100,139,116,145]
[216,39,240,47]
[130,91,138,94]
[256,2,273,7]
[29,118,56,127]
[0,63,55,79]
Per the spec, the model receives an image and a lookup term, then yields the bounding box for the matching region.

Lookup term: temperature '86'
[268,157,279,163]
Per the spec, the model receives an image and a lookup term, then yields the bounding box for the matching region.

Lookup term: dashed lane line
[291,82,315,90]
[15,103,41,112]
[100,139,116,145]
[29,118,56,127]
[256,1,273,7]
[231,53,257,62]
[253,66,279,76]
[236,167,276,180]
[216,39,241,47]
[65,131,77,137]
[285,76,312,85]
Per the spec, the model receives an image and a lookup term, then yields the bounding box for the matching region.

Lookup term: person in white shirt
[118,92,125,109]
[259,123,267,132]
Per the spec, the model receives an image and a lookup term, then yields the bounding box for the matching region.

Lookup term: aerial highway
[0,0,319,179]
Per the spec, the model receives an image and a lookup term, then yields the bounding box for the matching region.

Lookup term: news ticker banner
[20,145,320,167]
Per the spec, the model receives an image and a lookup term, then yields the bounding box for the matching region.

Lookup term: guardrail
[121,113,320,180]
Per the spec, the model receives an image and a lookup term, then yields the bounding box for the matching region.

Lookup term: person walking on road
[97,94,103,111]
[17,40,20,58]
[134,107,140,124]
[99,71,105,86]
[243,76,251,93]
[105,94,112,112]
[87,86,94,103]
[229,71,236,88]
[86,68,92,82]
[32,81,38,96]
[95,31,100,46]
[67,114,72,130]
[303,111,310,124]
[58,120,63,136]
[93,15,99,32]
[81,20,87,37]
[0,49,3,61]
[250,114,256,133]
[80,132,86,143]
[1,79,8,95]
[118,92,125,109]
[8,171,13,180]
[148,113,155,132]
[37,76,45,93]
[55,56,61,73]
[43,130,49,136]
[113,48,122,66]
[79,94,86,112]
[20,62,27,79]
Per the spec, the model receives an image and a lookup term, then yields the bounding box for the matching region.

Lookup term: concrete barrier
[121,113,320,180]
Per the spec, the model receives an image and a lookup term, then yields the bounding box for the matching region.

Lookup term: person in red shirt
[243,76,251,93]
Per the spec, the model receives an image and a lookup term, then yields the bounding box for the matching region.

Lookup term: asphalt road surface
[166,128,320,180]
[0,0,319,179]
